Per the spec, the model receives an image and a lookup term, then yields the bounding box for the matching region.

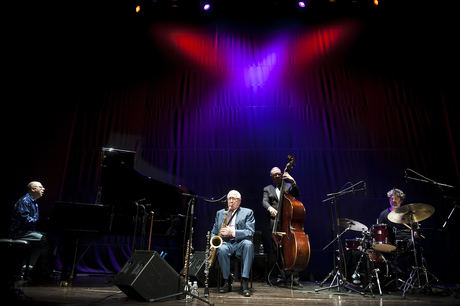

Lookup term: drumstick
[403,223,425,239]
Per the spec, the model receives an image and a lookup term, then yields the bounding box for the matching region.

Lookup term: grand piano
[98,147,190,236]
[50,148,190,284]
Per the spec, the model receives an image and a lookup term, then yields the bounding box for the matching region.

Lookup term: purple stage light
[203,3,210,10]
[298,1,306,8]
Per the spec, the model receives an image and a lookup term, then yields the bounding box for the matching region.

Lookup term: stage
[11,274,459,306]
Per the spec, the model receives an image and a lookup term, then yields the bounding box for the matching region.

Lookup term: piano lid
[99,148,189,235]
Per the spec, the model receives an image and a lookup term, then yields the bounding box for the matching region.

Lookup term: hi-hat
[338,218,368,232]
[388,203,435,224]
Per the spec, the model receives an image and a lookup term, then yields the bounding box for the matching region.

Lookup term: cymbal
[338,218,368,232]
[387,203,435,224]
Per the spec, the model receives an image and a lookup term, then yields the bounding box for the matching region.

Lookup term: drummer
[378,188,418,241]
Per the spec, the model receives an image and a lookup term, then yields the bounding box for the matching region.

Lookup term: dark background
[3,0,459,283]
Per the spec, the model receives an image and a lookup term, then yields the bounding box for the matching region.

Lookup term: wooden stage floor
[10,274,459,306]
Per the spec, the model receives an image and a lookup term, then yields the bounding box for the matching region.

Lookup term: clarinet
[204,231,210,297]
[183,239,191,285]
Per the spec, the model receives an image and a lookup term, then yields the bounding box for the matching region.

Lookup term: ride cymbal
[387,203,435,224]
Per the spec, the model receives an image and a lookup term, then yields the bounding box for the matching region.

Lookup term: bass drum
[342,249,389,287]
[345,238,361,250]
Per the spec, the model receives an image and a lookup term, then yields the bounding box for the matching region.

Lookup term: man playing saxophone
[210,190,255,297]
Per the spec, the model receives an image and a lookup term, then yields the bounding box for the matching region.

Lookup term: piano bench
[0,239,31,284]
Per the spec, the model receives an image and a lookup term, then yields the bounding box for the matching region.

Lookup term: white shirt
[275,187,280,200]
[228,210,237,237]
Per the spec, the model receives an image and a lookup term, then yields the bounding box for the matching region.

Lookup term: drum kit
[332,203,436,296]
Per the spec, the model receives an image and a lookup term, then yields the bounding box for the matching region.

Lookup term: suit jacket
[262,182,300,212]
[211,207,255,242]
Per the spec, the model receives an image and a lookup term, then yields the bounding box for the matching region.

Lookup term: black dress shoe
[241,278,251,297]
[219,280,231,293]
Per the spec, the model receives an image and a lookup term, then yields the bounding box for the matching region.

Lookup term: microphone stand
[405,168,459,231]
[316,181,366,294]
[405,168,454,190]
[403,169,454,295]
[130,201,142,252]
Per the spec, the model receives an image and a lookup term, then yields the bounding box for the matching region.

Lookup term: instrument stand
[316,195,343,293]
[403,168,453,296]
[315,201,363,294]
[316,181,367,295]
[315,261,364,295]
[318,269,334,287]
[150,196,213,306]
[401,214,442,298]
[317,228,350,288]
[131,200,147,252]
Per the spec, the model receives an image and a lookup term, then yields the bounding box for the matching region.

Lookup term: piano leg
[59,234,78,287]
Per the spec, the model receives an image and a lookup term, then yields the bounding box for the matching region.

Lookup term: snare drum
[371,224,396,252]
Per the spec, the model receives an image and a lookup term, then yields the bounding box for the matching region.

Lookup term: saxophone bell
[210,235,223,249]
[208,208,232,267]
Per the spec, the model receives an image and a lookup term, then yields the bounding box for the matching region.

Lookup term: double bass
[272,155,311,271]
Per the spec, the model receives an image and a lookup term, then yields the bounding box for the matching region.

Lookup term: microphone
[363,181,367,196]
[404,169,408,182]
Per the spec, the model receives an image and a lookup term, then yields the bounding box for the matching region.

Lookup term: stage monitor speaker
[114,250,184,302]
[181,251,217,286]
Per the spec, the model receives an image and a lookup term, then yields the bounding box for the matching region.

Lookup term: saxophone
[208,207,233,267]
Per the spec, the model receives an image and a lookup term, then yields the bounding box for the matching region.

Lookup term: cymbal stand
[317,225,350,289]
[316,181,366,295]
[400,213,419,297]
[317,226,351,287]
[321,227,350,252]
[401,212,441,297]
[315,196,342,292]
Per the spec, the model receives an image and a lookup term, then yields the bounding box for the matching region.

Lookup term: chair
[216,254,253,291]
